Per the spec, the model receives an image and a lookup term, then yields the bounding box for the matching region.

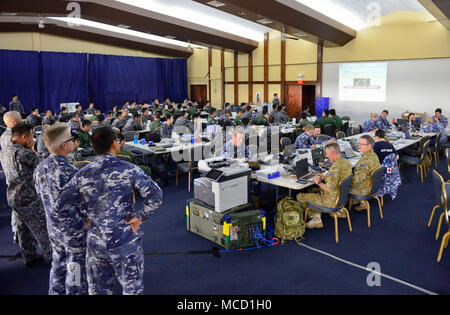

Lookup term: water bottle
[133,135,138,144]
[420,124,423,133]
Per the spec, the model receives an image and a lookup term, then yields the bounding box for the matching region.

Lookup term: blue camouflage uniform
[1,128,36,257]
[424,122,448,145]
[362,119,377,132]
[312,134,334,146]
[295,132,313,149]
[375,117,391,130]
[160,123,174,139]
[3,142,52,263]
[222,139,250,160]
[54,154,163,295]
[377,153,401,200]
[34,154,88,295]
[432,115,448,128]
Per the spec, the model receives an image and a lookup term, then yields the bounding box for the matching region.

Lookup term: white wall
[322,58,450,125]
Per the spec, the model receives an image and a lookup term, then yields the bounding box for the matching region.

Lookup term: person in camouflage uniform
[375,110,392,130]
[122,113,143,132]
[34,125,88,295]
[4,123,52,265]
[294,125,315,149]
[207,108,218,125]
[350,135,381,211]
[297,142,352,229]
[54,126,163,295]
[0,112,32,254]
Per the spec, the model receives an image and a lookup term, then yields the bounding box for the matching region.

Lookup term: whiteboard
[323,58,450,125]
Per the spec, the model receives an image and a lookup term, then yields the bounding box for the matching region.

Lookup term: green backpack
[274,197,305,245]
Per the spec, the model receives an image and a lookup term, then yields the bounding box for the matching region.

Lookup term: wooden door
[302,85,316,116]
[285,83,302,118]
[190,85,207,108]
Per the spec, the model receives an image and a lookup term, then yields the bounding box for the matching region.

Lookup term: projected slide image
[339,62,387,102]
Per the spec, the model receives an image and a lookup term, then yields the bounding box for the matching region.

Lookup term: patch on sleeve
[360,164,366,167]
[328,172,334,176]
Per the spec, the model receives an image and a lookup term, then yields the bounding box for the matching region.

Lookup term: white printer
[195,157,251,213]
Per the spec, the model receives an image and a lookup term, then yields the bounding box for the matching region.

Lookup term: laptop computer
[295,158,309,179]
[296,158,316,181]
[311,147,325,166]
[343,146,356,158]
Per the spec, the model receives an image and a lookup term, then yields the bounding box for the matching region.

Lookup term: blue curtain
[40,52,89,113]
[0,50,41,113]
[160,58,188,103]
[89,54,188,111]
[0,50,188,114]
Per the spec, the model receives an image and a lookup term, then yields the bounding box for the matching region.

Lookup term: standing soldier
[4,123,52,265]
[9,94,25,115]
[0,112,33,257]
[34,125,88,295]
[350,135,381,211]
[54,127,163,295]
[297,142,352,229]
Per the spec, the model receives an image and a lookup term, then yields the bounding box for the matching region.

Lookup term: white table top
[254,131,436,191]
[125,140,209,155]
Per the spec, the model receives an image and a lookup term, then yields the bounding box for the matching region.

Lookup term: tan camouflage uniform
[350,149,380,196]
[297,155,352,220]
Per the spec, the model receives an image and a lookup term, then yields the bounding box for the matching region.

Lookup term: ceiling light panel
[116,0,271,41]
[49,17,205,48]
[295,0,367,30]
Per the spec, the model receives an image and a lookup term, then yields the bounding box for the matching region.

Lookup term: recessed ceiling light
[48,17,204,49]
[256,19,272,25]
[117,24,131,29]
[206,1,226,8]
[0,12,17,16]
[293,32,307,37]
[165,35,176,39]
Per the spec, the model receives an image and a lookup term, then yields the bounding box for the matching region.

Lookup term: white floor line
[299,242,438,295]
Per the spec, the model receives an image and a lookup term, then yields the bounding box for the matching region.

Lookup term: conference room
[0,0,449,299]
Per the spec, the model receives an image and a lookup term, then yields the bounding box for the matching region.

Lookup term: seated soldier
[297,142,352,228]
[295,125,316,149]
[432,108,448,128]
[234,109,243,126]
[255,106,270,126]
[67,133,84,163]
[149,113,162,132]
[174,110,192,133]
[362,113,379,133]
[298,112,313,129]
[123,112,143,132]
[117,133,152,176]
[313,109,334,133]
[77,120,92,149]
[111,110,127,131]
[350,135,381,211]
[68,113,81,133]
[375,110,392,130]
[207,108,218,125]
[160,114,174,139]
[312,125,335,146]
[222,128,262,207]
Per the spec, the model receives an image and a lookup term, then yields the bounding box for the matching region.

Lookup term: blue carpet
[0,157,449,295]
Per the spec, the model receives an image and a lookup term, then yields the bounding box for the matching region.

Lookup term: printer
[195,157,251,213]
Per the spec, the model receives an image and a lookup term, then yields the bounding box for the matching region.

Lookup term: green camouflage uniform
[314,116,335,133]
[330,115,344,131]
[297,155,352,220]
[207,116,218,125]
[350,149,380,196]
